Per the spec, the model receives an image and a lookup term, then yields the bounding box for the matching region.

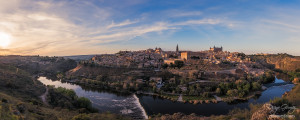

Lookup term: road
[177,94,183,102]
[40,86,49,106]
[213,95,222,102]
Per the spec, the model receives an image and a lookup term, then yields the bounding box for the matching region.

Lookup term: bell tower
[176,44,179,53]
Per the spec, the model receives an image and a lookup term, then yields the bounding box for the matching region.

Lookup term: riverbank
[59,74,287,108]
[37,75,295,119]
[137,90,262,105]
[38,77,147,119]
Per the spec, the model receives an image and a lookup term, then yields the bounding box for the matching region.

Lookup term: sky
[0,0,300,56]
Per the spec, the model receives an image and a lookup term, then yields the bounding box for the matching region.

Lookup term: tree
[226,89,238,97]
[76,97,92,109]
[216,88,222,95]
[152,86,157,92]
[174,60,184,68]
[202,92,210,98]
[243,83,251,93]
[189,89,196,95]
[260,71,275,83]
[162,64,169,69]
[55,87,77,100]
[96,75,103,81]
[176,87,181,93]
[252,82,261,91]
[238,91,245,98]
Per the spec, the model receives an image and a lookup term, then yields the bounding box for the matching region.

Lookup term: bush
[252,82,261,91]
[162,64,168,69]
[260,71,275,84]
[226,89,238,97]
[216,88,222,95]
[270,98,291,107]
[174,60,184,68]
[76,97,92,109]
[55,87,77,100]
[72,114,91,120]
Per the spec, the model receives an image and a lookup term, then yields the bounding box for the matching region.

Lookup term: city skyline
[1,0,300,56]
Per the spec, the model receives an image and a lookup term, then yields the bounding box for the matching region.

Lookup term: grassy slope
[0,63,130,120]
[284,84,300,107]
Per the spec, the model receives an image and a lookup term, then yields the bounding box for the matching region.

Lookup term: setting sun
[0,32,11,48]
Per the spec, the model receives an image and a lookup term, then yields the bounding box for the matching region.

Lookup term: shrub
[252,82,261,91]
[76,97,92,109]
[270,98,291,107]
[226,89,238,97]
[72,114,91,120]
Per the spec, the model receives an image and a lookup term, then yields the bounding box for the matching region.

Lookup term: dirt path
[40,86,49,106]
[177,94,183,102]
[213,95,222,102]
[32,75,49,105]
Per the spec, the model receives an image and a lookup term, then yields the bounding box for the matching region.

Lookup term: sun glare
[0,32,11,48]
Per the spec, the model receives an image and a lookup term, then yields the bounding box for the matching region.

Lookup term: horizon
[0,45,296,57]
[1,0,300,56]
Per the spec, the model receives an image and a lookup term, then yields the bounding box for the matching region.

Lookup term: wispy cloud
[165,10,203,17]
[107,19,139,29]
[0,0,235,56]
[2,0,298,56]
[261,19,300,33]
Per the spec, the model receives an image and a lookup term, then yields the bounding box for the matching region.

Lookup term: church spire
[176,44,179,53]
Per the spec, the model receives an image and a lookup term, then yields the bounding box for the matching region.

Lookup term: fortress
[180,46,224,60]
[210,46,223,52]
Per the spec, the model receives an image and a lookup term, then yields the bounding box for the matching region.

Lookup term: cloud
[173,19,221,26]
[261,19,300,33]
[0,0,236,56]
[165,10,203,17]
[107,19,139,29]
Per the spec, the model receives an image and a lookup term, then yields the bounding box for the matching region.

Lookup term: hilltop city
[91,45,250,69]
[0,45,299,119]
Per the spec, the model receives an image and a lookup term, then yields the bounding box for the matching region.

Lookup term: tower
[176,44,179,53]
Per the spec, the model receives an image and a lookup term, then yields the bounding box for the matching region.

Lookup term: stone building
[181,51,207,60]
[209,46,223,52]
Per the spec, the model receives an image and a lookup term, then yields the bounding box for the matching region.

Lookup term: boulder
[251,103,272,120]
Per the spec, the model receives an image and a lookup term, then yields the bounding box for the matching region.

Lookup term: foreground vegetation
[0,59,129,120]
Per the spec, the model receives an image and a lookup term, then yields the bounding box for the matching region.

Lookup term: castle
[210,46,223,52]
[180,46,224,60]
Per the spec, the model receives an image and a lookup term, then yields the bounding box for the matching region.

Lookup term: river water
[38,77,147,119]
[38,77,294,119]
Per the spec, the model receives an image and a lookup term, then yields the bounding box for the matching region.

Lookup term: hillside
[66,65,140,79]
[0,56,77,75]
[0,60,129,120]
[250,54,300,71]
[63,55,96,62]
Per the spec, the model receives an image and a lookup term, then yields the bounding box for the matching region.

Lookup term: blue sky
[0,0,300,56]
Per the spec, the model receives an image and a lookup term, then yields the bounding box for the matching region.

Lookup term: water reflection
[138,78,294,116]
[38,76,294,117]
[38,77,147,119]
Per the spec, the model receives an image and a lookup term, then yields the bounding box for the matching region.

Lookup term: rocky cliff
[266,56,300,71]
[251,54,300,71]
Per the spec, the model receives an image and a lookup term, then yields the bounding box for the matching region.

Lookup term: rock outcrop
[251,103,273,120]
[251,54,300,71]
[265,56,300,71]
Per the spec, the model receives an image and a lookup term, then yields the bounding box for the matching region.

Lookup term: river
[38,76,294,119]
